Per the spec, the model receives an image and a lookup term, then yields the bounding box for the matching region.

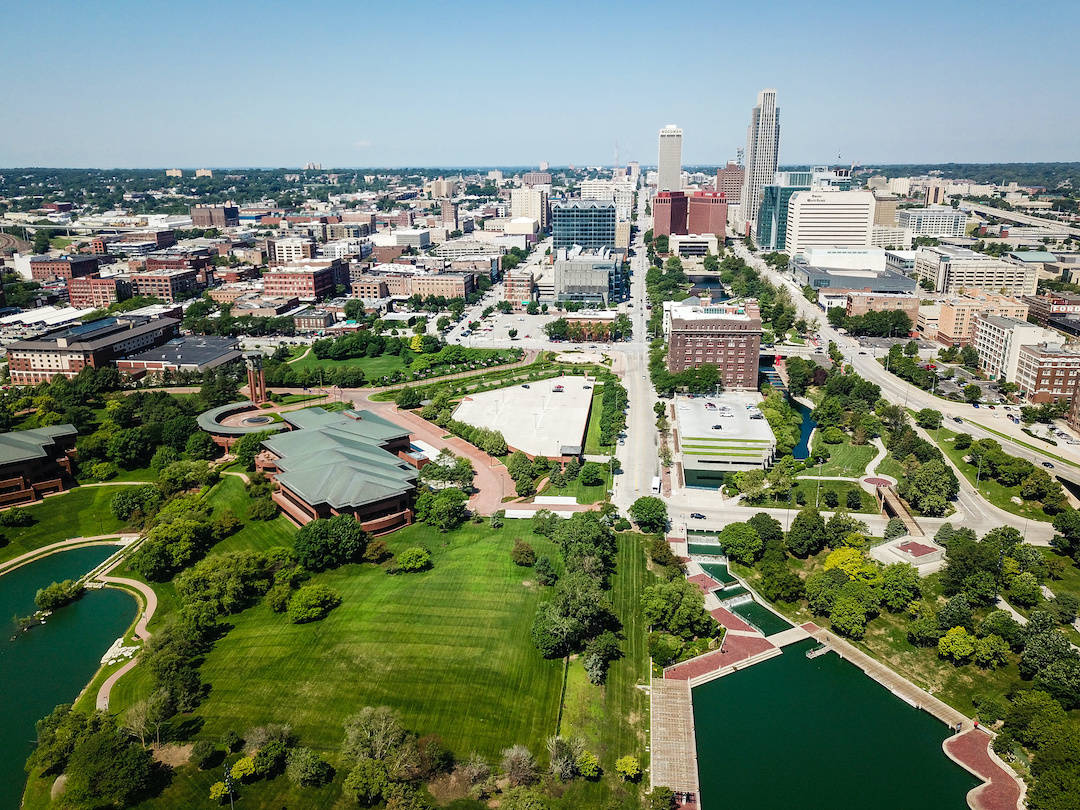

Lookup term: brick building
[263,265,336,300]
[1022,293,1080,326]
[351,276,390,299]
[190,205,239,228]
[294,310,335,331]
[0,425,78,506]
[686,191,728,237]
[131,268,201,302]
[30,255,98,282]
[663,297,762,389]
[844,292,920,326]
[936,292,1029,347]
[1015,343,1080,403]
[653,191,688,237]
[504,271,535,309]
[67,274,130,309]
[6,316,180,384]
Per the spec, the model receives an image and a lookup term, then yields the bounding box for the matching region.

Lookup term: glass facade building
[756,184,808,250]
[552,201,616,250]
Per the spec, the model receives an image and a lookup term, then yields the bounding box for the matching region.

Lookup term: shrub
[191,739,218,770]
[614,517,631,531]
[576,750,601,780]
[648,632,682,667]
[253,740,289,778]
[389,547,432,574]
[615,755,642,782]
[221,730,244,752]
[501,744,538,787]
[287,584,342,624]
[230,755,256,782]
[534,556,558,585]
[362,539,391,563]
[845,489,862,509]
[249,497,278,521]
[286,746,334,787]
[511,539,536,567]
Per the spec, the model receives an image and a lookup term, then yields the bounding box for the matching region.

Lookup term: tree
[915,408,942,429]
[748,512,784,546]
[787,507,826,557]
[293,515,368,571]
[512,539,536,567]
[395,387,422,409]
[344,757,388,806]
[937,594,974,631]
[717,522,763,565]
[287,584,341,623]
[938,626,976,664]
[830,594,868,639]
[501,745,538,787]
[881,563,920,612]
[1009,571,1042,607]
[963,383,982,404]
[629,496,667,532]
[974,634,1011,669]
[641,578,715,640]
[61,720,154,809]
[415,487,468,532]
[286,746,334,786]
[647,787,678,810]
[1035,655,1080,709]
[579,461,605,487]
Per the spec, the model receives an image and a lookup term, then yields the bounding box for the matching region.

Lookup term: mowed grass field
[0,485,139,565]
[98,471,652,808]
[809,436,876,478]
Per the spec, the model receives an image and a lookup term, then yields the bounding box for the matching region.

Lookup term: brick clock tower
[244,352,268,404]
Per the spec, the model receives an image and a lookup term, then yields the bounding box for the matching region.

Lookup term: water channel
[790,397,816,460]
[693,638,978,809]
[0,545,136,810]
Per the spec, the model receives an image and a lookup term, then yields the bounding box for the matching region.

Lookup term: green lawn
[0,486,139,565]
[290,351,406,378]
[969,420,1080,469]
[809,436,876,478]
[204,474,299,552]
[875,453,906,481]
[583,391,613,455]
[926,426,1052,522]
[541,469,612,504]
[110,522,570,807]
[751,479,878,513]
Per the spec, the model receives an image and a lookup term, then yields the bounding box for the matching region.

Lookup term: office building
[30,255,98,282]
[165,169,183,178]
[873,194,899,226]
[6,316,181,384]
[914,245,1038,297]
[756,182,808,250]
[716,162,744,203]
[785,190,876,256]
[657,125,683,192]
[522,171,552,186]
[256,407,419,534]
[1022,292,1080,326]
[580,179,634,221]
[653,191,688,237]
[552,201,616,251]
[190,205,239,228]
[925,183,948,206]
[870,225,913,249]
[551,247,625,305]
[935,292,1029,347]
[510,187,549,230]
[687,191,728,236]
[351,277,390,300]
[270,237,317,263]
[793,263,916,295]
[503,271,535,309]
[116,335,243,378]
[1015,343,1080,403]
[294,310,336,331]
[897,206,968,237]
[440,199,459,229]
[0,425,78,506]
[972,315,1053,382]
[670,234,720,257]
[739,89,780,234]
[131,268,201,302]
[663,296,762,388]
[845,292,920,325]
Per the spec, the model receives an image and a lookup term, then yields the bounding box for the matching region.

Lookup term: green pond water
[0,545,137,810]
[698,562,736,585]
[730,601,793,636]
[693,639,979,809]
[688,543,724,557]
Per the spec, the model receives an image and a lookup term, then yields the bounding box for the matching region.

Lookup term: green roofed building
[256,407,421,534]
[0,424,78,506]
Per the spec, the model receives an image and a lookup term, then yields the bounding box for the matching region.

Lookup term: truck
[651,476,661,493]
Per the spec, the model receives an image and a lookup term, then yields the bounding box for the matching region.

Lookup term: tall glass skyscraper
[739,89,780,235]
[756,183,808,250]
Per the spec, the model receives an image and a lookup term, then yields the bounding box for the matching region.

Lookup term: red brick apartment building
[263,265,336,300]
[665,297,762,389]
[67,274,129,308]
[190,205,239,228]
[1016,344,1080,403]
[30,255,99,281]
[351,276,390,299]
[130,268,201,302]
[6,317,180,384]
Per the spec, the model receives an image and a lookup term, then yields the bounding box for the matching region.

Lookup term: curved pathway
[866,437,889,477]
[943,729,1025,810]
[95,564,158,711]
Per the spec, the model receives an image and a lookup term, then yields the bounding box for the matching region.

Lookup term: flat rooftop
[452,375,594,457]
[675,392,776,469]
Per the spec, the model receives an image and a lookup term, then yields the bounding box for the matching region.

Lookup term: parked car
[690,513,706,520]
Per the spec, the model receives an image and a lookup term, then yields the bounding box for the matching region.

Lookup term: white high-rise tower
[657,125,683,192]
[739,89,780,235]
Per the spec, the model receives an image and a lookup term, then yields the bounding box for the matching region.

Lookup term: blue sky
[3,0,1078,168]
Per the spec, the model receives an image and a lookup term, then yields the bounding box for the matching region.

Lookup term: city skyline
[3,1,1079,168]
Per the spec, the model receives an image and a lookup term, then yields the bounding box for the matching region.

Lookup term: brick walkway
[686,573,722,595]
[943,729,1024,810]
[663,634,777,681]
[709,606,757,634]
[649,678,699,806]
